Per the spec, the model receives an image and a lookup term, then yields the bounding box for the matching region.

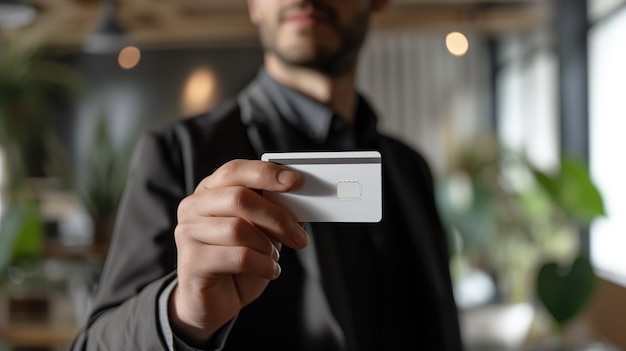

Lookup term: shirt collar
[258,68,339,143]
[256,68,379,148]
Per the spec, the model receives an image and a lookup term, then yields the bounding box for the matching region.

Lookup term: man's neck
[264,54,358,123]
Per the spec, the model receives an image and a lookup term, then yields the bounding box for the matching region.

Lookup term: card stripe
[267,157,381,165]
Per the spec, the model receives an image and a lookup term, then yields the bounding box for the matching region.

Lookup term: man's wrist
[159,277,236,351]
[168,284,218,347]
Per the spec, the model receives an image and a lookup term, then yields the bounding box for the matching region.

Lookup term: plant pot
[460,302,535,349]
[5,265,51,323]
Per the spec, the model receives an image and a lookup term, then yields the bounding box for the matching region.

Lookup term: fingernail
[273,262,282,278]
[292,224,309,247]
[272,245,280,261]
[278,170,298,185]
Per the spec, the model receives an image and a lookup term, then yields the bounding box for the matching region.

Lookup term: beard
[258,1,371,76]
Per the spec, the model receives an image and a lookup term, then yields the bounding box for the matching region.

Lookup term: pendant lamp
[83,0,129,54]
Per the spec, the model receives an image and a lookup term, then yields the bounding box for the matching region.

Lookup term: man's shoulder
[377,132,435,181]
[378,132,426,162]
[133,97,253,184]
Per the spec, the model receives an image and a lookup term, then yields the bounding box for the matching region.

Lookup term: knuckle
[273,209,294,229]
[247,170,263,185]
[177,196,196,219]
[258,161,280,183]
[225,186,249,210]
[214,159,241,182]
[263,209,295,238]
[231,247,254,273]
[224,218,248,240]
[173,224,191,244]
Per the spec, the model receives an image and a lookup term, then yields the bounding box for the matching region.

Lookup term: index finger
[199,159,300,193]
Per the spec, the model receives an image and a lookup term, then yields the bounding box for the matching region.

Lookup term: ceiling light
[446,31,470,57]
[118,46,141,69]
[182,68,217,118]
[0,0,37,30]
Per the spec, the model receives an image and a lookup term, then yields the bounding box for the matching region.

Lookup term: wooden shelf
[0,323,79,349]
[0,290,80,350]
[42,240,109,261]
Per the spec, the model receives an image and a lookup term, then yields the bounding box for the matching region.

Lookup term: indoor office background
[0,0,624,350]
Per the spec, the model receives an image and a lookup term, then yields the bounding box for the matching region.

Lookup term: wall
[59,31,492,177]
[358,28,492,177]
[60,46,264,161]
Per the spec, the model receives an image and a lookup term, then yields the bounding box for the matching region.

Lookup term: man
[71,0,463,350]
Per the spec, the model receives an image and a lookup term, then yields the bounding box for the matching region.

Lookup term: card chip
[337,181,362,199]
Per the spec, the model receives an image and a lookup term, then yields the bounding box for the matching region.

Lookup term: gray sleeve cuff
[158,277,178,351]
[158,277,237,351]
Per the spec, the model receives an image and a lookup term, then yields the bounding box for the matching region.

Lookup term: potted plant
[532,158,603,348]
[74,109,138,246]
[0,39,82,321]
[437,134,605,349]
[45,106,139,248]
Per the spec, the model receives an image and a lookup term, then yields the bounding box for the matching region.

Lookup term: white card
[261,151,382,223]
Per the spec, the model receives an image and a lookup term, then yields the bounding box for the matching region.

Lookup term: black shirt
[242,69,392,351]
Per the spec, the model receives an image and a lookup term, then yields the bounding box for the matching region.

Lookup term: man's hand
[169,159,309,345]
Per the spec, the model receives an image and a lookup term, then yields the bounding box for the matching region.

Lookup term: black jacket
[71,78,463,351]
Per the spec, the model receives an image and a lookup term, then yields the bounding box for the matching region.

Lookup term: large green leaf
[532,156,605,225]
[536,255,597,327]
[558,157,606,223]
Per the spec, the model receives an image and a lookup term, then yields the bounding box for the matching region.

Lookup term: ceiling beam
[2,0,549,51]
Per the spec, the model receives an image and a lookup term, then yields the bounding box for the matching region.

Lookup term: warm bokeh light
[118,46,141,69]
[446,32,470,57]
[182,68,216,117]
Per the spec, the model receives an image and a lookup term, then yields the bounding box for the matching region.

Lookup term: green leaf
[0,203,44,274]
[531,156,605,225]
[0,206,26,273]
[536,255,597,327]
[556,157,606,223]
[11,207,45,263]
[532,169,559,200]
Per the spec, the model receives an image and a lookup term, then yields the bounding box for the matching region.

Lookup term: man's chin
[277,53,352,76]
[271,37,356,74]
[277,51,331,68]
[276,45,330,64]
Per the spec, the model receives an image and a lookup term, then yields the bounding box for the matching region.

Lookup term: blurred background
[0,0,624,350]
